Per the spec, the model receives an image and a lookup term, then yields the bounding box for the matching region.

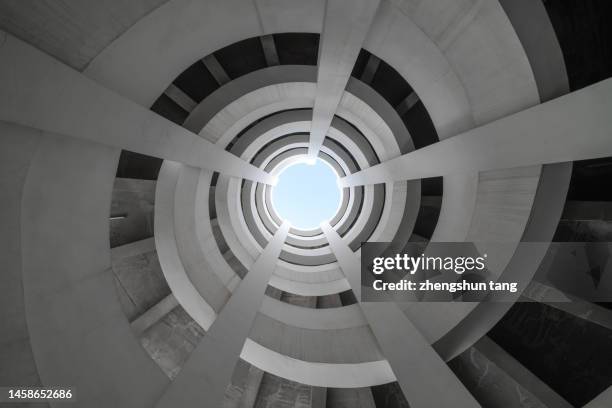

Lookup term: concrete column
[341,79,612,186]
[321,223,480,408]
[156,223,290,408]
[0,31,273,184]
[307,0,380,158]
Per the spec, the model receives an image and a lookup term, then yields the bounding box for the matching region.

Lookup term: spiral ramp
[1,0,612,407]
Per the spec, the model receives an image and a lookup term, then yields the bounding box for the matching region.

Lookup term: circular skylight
[271,159,341,230]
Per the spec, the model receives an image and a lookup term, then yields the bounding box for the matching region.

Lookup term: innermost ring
[271,158,341,230]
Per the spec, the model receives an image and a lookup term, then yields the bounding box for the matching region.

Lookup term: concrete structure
[1,1,611,407]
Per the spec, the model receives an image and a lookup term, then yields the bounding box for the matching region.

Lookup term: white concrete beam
[321,223,480,408]
[0,31,273,184]
[307,0,380,158]
[341,79,612,186]
[156,223,289,408]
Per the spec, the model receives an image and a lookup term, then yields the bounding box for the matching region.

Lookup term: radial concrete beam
[474,336,573,408]
[156,223,289,408]
[321,223,480,408]
[585,385,612,408]
[523,281,612,331]
[341,79,612,186]
[0,31,273,184]
[307,0,380,158]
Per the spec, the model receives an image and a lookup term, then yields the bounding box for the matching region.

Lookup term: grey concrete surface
[139,305,205,379]
[156,223,289,408]
[0,122,44,390]
[254,372,312,408]
[112,248,171,322]
[249,312,383,364]
[308,0,380,157]
[473,336,572,408]
[0,31,273,184]
[131,294,179,335]
[155,161,218,330]
[342,79,612,186]
[260,297,365,330]
[84,0,325,106]
[322,223,480,408]
[174,165,232,311]
[326,387,376,408]
[109,179,156,248]
[0,0,607,406]
[450,342,550,408]
[585,385,612,408]
[0,0,168,70]
[13,125,169,407]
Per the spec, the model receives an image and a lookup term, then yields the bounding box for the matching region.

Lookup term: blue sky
[271,159,341,229]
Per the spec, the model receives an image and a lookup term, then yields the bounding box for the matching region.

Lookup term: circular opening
[271,158,341,230]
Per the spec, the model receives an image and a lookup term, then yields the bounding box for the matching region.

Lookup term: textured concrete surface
[254,372,313,408]
[0,0,169,70]
[157,224,289,408]
[0,122,44,392]
[0,32,273,184]
[112,249,171,322]
[280,292,317,308]
[1,0,609,406]
[308,0,380,157]
[326,387,376,408]
[110,178,155,248]
[15,124,169,407]
[140,305,205,379]
[370,382,410,408]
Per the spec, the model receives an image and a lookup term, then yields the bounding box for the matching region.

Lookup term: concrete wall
[0,121,169,407]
